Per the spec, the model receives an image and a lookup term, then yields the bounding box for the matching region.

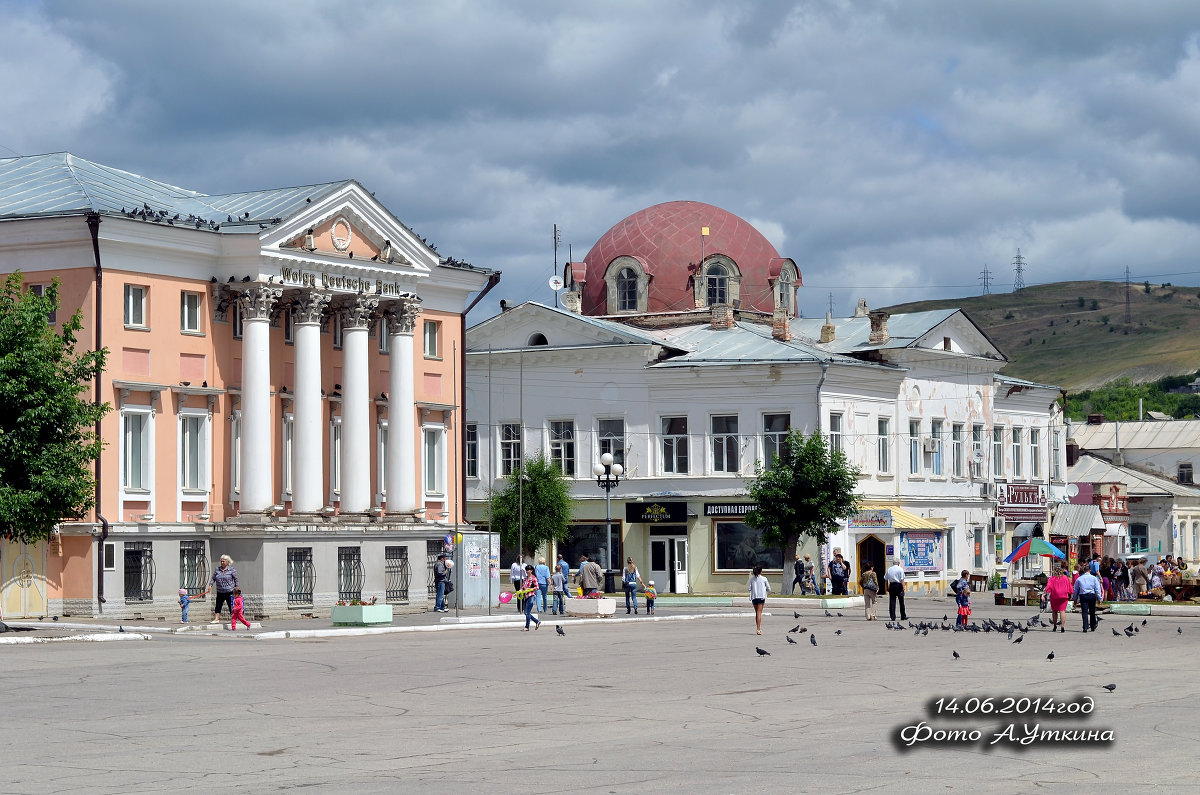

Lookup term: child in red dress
[230,587,251,631]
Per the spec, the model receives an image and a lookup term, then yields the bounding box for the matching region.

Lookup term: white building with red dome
[466,201,1064,595]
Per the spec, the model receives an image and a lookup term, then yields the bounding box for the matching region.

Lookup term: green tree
[744,430,861,593]
[0,273,108,543]
[489,454,573,559]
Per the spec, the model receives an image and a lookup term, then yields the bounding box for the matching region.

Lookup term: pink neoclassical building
[0,153,497,619]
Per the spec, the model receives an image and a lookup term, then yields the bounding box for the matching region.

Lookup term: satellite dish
[548,276,564,291]
[1065,483,1079,498]
[970,449,985,465]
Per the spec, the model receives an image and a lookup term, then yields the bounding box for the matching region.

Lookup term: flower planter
[331,604,393,626]
[566,597,617,618]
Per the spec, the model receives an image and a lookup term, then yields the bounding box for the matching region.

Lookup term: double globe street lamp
[592,452,624,582]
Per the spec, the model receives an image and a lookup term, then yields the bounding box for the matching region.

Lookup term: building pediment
[467,301,677,352]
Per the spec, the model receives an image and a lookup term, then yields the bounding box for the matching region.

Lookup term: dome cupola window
[603,256,648,314]
[616,267,638,311]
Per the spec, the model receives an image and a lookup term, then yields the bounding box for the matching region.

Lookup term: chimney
[560,290,581,314]
[771,306,792,341]
[1086,413,1105,425]
[853,298,869,318]
[1066,440,1080,467]
[710,303,734,330]
[819,311,836,343]
[868,309,890,344]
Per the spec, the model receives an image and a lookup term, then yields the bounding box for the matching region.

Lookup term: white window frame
[121,406,153,494]
[329,416,343,500]
[877,417,890,474]
[281,413,294,500]
[124,284,147,328]
[500,422,522,477]
[711,414,740,474]
[993,426,1005,479]
[423,320,439,358]
[423,424,446,496]
[178,409,210,495]
[1012,426,1024,479]
[909,419,921,475]
[548,420,576,477]
[376,419,388,504]
[1052,430,1062,481]
[971,424,985,478]
[180,291,202,334]
[598,418,625,468]
[662,416,690,475]
[378,316,389,353]
[930,419,944,476]
[829,412,844,454]
[616,267,638,312]
[465,423,479,479]
[229,409,242,501]
[951,423,964,478]
[1030,427,1041,479]
[763,413,790,467]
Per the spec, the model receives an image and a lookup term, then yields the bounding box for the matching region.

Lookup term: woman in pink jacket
[1044,567,1073,634]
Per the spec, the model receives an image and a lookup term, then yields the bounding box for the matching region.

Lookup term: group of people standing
[509,553,652,630]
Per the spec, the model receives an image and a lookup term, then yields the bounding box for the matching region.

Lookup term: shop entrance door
[650,531,689,594]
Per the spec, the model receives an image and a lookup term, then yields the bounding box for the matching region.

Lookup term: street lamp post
[592,452,624,581]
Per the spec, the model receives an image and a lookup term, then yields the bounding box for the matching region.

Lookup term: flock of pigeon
[118,204,283,232]
[754,608,1183,694]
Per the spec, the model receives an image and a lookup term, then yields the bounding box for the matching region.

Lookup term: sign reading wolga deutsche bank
[625,502,688,523]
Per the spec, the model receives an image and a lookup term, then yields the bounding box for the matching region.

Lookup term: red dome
[579,200,796,315]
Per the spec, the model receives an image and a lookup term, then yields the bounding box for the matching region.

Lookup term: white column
[237,283,281,513]
[339,295,379,513]
[386,296,422,514]
[292,290,329,513]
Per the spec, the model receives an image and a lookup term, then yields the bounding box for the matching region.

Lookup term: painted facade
[0,154,495,620]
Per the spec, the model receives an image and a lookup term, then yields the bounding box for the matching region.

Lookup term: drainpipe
[87,212,106,613]
[458,272,501,528]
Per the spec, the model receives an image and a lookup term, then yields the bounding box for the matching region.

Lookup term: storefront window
[560,523,621,571]
[713,522,783,571]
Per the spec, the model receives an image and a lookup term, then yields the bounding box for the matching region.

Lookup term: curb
[253,611,761,640]
[0,632,153,645]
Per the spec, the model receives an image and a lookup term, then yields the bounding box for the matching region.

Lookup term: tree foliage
[1066,373,1200,421]
[489,454,573,559]
[744,430,860,591]
[0,273,108,543]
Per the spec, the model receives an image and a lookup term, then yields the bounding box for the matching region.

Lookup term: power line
[1124,265,1132,325]
[979,264,992,295]
[1012,249,1026,292]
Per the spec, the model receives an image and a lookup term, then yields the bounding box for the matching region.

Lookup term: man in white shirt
[884,557,908,622]
[510,560,524,612]
[1073,568,1104,632]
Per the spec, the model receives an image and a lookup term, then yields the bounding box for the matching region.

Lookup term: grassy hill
[882,280,1200,391]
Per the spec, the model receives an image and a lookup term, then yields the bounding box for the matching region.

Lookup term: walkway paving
[4,599,1198,793]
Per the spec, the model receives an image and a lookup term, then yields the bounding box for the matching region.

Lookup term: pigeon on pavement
[756,647,771,657]
[786,635,797,644]
[835,629,843,636]
[1113,628,1121,637]
[789,625,800,633]
[794,611,801,619]
[952,650,960,660]
[1047,651,1055,661]
[1012,635,1023,644]
[810,634,818,646]
[824,610,833,617]
[555,625,565,636]
[1101,683,1117,692]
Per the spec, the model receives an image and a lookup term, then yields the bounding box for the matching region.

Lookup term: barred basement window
[287,547,314,606]
[124,541,154,602]
[337,547,364,602]
[385,546,410,604]
[179,541,208,597]
[427,539,442,598]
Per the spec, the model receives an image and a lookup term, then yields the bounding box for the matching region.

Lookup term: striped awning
[1051,503,1106,537]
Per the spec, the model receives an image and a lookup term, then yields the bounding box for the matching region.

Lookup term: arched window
[616,267,638,312]
[706,263,728,306]
[777,270,794,314]
[527,332,548,346]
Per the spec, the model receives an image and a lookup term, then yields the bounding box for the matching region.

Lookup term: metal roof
[1068,453,1200,499]
[646,321,875,369]
[790,309,960,353]
[1051,503,1106,536]
[0,152,347,228]
[1069,419,1200,451]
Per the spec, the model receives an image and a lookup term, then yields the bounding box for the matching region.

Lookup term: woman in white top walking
[748,565,771,635]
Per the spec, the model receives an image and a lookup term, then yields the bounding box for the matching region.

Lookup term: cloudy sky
[4,0,1200,317]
